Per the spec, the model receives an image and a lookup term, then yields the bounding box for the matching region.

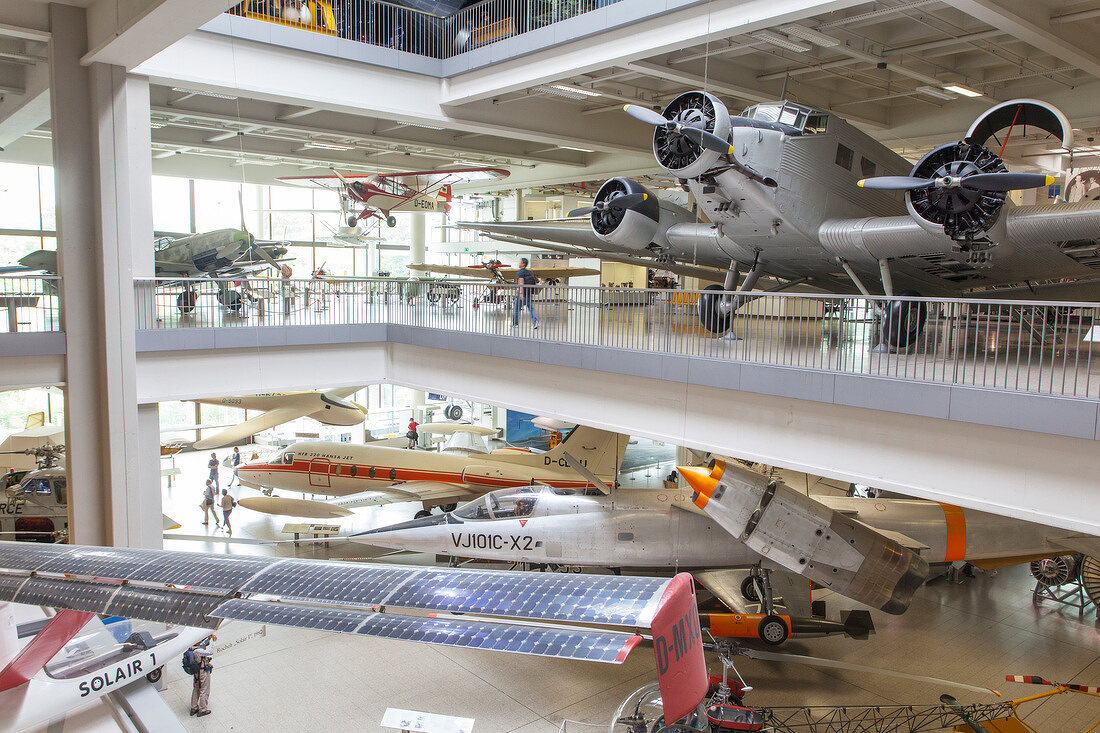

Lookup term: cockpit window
[454,487,541,521]
[19,478,53,495]
[742,103,828,134]
[282,451,295,465]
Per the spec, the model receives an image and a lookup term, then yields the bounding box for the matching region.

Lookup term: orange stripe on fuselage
[939,503,967,562]
[243,461,597,489]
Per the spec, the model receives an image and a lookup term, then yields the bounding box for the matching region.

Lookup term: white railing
[0,276,61,334]
[134,277,1100,401]
[229,0,625,59]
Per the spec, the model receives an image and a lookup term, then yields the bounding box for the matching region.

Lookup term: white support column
[137,404,163,548]
[50,3,156,547]
[409,213,428,415]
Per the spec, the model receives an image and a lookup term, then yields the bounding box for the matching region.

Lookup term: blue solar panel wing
[35,546,163,580]
[355,614,640,664]
[104,586,223,628]
[0,541,71,572]
[0,573,27,602]
[385,568,670,626]
[126,552,274,590]
[239,559,411,604]
[14,577,116,614]
[211,598,369,634]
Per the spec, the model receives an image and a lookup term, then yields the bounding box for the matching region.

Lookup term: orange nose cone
[677,466,719,498]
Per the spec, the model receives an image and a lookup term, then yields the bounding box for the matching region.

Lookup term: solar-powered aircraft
[461,95,1100,345]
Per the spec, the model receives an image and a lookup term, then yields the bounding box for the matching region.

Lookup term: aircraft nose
[677,465,719,499]
[353,512,449,537]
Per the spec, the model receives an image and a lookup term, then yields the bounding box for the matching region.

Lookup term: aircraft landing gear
[177,289,197,315]
[386,215,397,227]
[741,565,790,645]
[698,255,765,337]
[881,291,927,349]
[414,509,432,519]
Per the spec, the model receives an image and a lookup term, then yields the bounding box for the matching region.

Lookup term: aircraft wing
[529,266,601,280]
[376,167,510,182]
[193,406,308,450]
[0,541,681,667]
[407,263,503,280]
[459,219,606,249]
[1048,534,1100,557]
[417,423,499,437]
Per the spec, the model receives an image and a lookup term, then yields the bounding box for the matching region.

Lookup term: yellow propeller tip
[1045,175,1055,185]
[857,180,866,187]
[622,104,631,111]
[642,194,648,200]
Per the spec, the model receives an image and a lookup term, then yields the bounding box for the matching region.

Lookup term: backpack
[182,648,199,675]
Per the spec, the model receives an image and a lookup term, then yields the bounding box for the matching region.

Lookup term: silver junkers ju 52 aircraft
[463,93,1100,345]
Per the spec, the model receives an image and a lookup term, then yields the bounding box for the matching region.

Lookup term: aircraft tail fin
[541,425,627,482]
[651,573,708,724]
[0,610,94,692]
[438,184,453,202]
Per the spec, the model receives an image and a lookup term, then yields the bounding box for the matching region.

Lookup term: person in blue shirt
[511,257,539,329]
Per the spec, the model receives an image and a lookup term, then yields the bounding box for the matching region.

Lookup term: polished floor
[139,284,1100,401]
[150,450,1100,732]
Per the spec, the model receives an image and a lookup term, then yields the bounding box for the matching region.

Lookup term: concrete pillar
[50,3,157,547]
[410,213,426,264]
[515,189,525,220]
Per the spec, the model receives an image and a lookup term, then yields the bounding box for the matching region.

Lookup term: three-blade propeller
[858,172,1054,192]
[623,104,735,156]
[567,192,649,218]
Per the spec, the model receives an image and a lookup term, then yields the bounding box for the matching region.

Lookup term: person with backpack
[406,418,419,449]
[219,489,237,535]
[184,634,217,717]
[202,480,219,527]
[511,257,539,329]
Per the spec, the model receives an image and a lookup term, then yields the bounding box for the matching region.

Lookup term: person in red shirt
[406,418,419,449]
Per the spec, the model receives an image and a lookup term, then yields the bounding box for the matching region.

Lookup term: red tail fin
[0,610,94,692]
[438,184,453,202]
[651,573,708,723]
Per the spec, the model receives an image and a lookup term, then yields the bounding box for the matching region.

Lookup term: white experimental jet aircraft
[461,95,1100,345]
[356,462,1100,619]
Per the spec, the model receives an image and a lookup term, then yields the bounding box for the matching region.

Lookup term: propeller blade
[679,126,735,156]
[736,647,1000,696]
[605,192,649,211]
[567,206,596,217]
[622,103,671,127]
[961,172,1055,192]
[857,176,937,190]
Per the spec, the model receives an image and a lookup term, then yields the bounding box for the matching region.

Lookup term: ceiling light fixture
[560,145,594,152]
[943,84,982,97]
[916,85,955,100]
[303,142,354,151]
[750,30,812,53]
[170,86,238,101]
[549,84,603,97]
[778,24,838,47]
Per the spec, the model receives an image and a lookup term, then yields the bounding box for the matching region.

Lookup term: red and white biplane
[278,166,510,229]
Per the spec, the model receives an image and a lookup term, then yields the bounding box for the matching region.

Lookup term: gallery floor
[147,450,1100,731]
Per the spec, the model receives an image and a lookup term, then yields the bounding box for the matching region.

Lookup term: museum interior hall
[2,0,1100,731]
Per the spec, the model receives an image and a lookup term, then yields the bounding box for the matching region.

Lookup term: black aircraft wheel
[414,509,432,519]
[445,404,463,420]
[882,291,927,348]
[758,614,789,645]
[439,503,458,513]
[740,576,760,603]
[426,290,441,303]
[347,215,358,227]
[177,290,196,315]
[697,284,733,334]
[386,215,397,227]
[145,668,163,684]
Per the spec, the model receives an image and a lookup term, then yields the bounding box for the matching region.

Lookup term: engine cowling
[904,142,1008,241]
[653,91,732,179]
[590,177,661,250]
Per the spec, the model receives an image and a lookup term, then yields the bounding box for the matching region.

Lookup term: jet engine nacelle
[903,99,1071,242]
[689,463,929,614]
[589,177,661,250]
